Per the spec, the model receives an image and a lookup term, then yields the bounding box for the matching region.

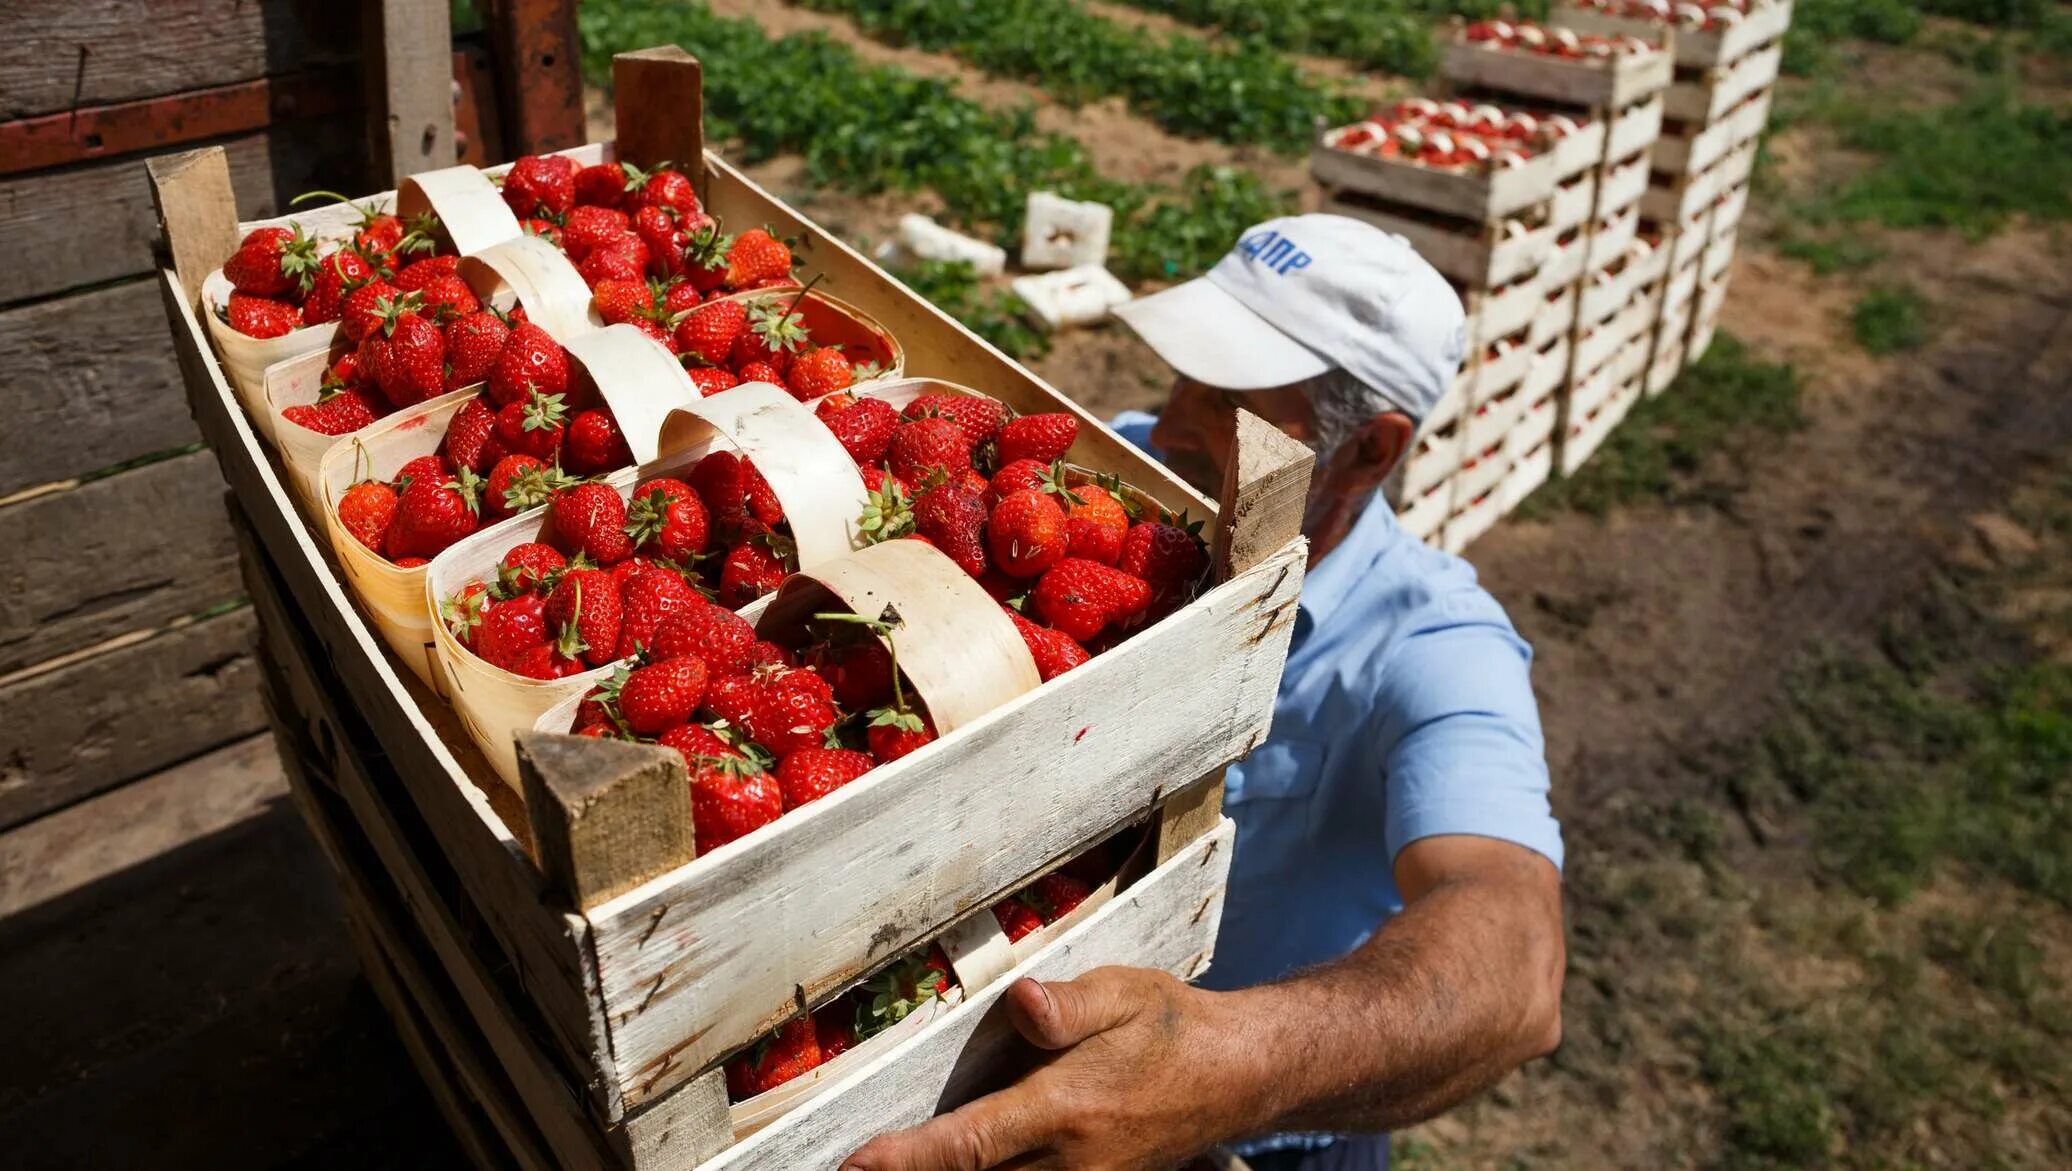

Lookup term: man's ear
[1357,412,1416,481]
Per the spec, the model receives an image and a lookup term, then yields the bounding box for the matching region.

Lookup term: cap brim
[1112,278,1332,391]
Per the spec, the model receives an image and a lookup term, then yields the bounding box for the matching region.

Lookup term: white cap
[1112,214,1466,423]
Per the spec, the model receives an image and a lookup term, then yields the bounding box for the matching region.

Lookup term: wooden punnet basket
[149,47,1312,1171]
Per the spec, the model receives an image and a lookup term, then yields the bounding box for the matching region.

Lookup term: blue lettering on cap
[1237,228,1313,276]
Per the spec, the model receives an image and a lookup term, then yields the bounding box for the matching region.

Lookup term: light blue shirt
[1113,412,1563,1168]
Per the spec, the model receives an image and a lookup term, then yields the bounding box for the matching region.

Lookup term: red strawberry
[1117,520,1208,605]
[502,154,575,217]
[725,228,793,289]
[224,292,301,339]
[741,462,784,527]
[1064,483,1131,567]
[687,366,739,397]
[814,999,858,1060]
[489,322,570,407]
[689,450,751,537]
[393,454,448,493]
[224,225,319,296]
[902,393,1007,447]
[749,639,795,669]
[522,217,564,248]
[1029,559,1151,643]
[629,314,680,354]
[497,541,566,594]
[726,1016,821,1101]
[1007,611,1089,681]
[377,309,448,408]
[681,223,732,293]
[578,235,649,286]
[689,754,783,852]
[1030,872,1092,919]
[734,360,783,386]
[445,310,512,391]
[674,299,747,366]
[545,567,621,668]
[658,722,738,766]
[631,164,701,219]
[824,397,898,466]
[412,274,477,325]
[281,386,380,436]
[911,479,989,578]
[743,669,839,758]
[389,465,482,559]
[775,747,873,810]
[617,657,710,735]
[626,479,710,561]
[987,458,1053,505]
[803,633,894,710]
[496,388,569,461]
[474,593,548,671]
[866,707,936,763]
[393,255,462,294]
[988,489,1068,578]
[816,392,857,421]
[563,410,629,474]
[651,604,755,676]
[339,279,402,343]
[441,580,489,650]
[996,413,1079,465]
[718,535,792,607]
[631,205,688,274]
[573,162,629,209]
[887,417,976,488]
[784,347,853,401]
[550,482,634,564]
[563,204,632,262]
[592,277,654,326]
[510,643,587,680]
[613,568,706,659]
[337,480,398,551]
[730,299,809,373]
[993,899,1045,942]
[300,249,376,325]
[486,453,564,517]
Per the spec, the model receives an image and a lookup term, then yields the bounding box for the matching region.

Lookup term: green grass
[1775,231,1887,276]
[1785,0,1922,77]
[1516,334,1805,518]
[884,260,1050,360]
[1850,284,1934,354]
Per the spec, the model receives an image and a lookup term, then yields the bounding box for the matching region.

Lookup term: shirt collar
[1289,489,1396,650]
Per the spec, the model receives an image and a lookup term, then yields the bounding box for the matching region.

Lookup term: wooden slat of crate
[1655,107,1742,176]
[1425,364,1476,435]
[1595,149,1651,218]
[0,606,264,830]
[1500,435,1555,511]
[1319,190,1551,288]
[1550,116,1610,180]
[1531,280,1580,347]
[1541,230,1587,288]
[1453,435,1511,507]
[0,281,207,496]
[1310,131,1559,220]
[1641,159,1725,224]
[1702,227,1739,285]
[1549,171,1597,232]
[1467,274,1547,346]
[1465,376,1531,454]
[1577,259,1639,329]
[1441,484,1504,554]
[1646,335,1686,397]
[1552,1,1795,70]
[1585,204,1641,271]
[1525,336,1571,401]
[1400,416,1467,501]
[1730,87,1775,145]
[1442,39,1673,110]
[0,126,364,307]
[1559,375,1643,475]
[0,450,240,675]
[1664,41,1783,123]
[1473,338,1535,400]
[1717,139,1759,189]
[1396,479,1451,543]
[1511,384,1562,456]
[1606,93,1665,161]
[1711,182,1750,239]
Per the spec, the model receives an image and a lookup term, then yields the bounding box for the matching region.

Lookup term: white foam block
[897,214,1008,277]
[1012,264,1133,331]
[1022,192,1114,270]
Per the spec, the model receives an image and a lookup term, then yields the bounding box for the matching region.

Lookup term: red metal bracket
[0,70,358,177]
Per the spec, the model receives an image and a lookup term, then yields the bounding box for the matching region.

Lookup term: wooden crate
[1442,36,1674,111]
[1711,181,1751,240]
[1655,87,1772,174]
[1550,170,1599,231]
[1641,155,1725,224]
[1525,335,1572,401]
[1320,189,1552,287]
[1473,336,1535,400]
[1510,384,1563,460]
[1558,373,1644,476]
[1310,126,1559,220]
[1702,226,1740,284]
[1465,370,1532,455]
[1499,434,1555,512]
[1552,1,1796,70]
[1730,86,1776,145]
[1531,280,1580,348]
[1595,149,1652,219]
[1440,484,1503,554]
[1605,93,1667,162]
[1453,436,1512,510]
[1577,256,1640,329]
[1396,478,1452,543]
[1664,41,1783,123]
[1542,226,1588,288]
[1584,202,1641,271]
[1466,273,1548,347]
[149,46,1313,1168]
[1645,334,1686,397]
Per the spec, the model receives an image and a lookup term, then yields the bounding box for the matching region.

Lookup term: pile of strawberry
[217,197,456,340]
[1568,0,1761,31]
[1324,98,1579,171]
[813,390,1211,677]
[662,287,878,402]
[1463,20,1656,58]
[331,323,640,563]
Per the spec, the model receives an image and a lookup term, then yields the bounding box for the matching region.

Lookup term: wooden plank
[0,607,264,830]
[363,0,456,183]
[0,1,358,120]
[586,540,1303,1108]
[520,734,698,913]
[3,124,365,307]
[0,69,359,176]
[707,818,1234,1169]
[484,0,589,157]
[0,451,240,675]
[612,48,705,179]
[0,281,202,494]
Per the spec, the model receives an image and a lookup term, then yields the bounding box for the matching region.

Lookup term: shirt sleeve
[1374,560,1563,871]
[1107,411,1161,457]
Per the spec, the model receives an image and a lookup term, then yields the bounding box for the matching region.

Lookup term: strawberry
[632,205,688,274]
[393,455,448,493]
[1117,520,1208,605]
[390,465,482,559]
[339,279,402,343]
[743,669,839,758]
[887,416,976,488]
[617,657,710,735]
[689,450,751,537]
[442,581,489,649]
[689,754,783,852]
[1030,872,1092,919]
[501,154,575,217]
[224,225,319,296]
[734,360,783,386]
[824,397,899,466]
[726,1016,821,1101]
[661,279,703,317]
[731,299,809,373]
[629,314,680,354]
[483,453,545,516]
[741,462,784,527]
[1029,559,1151,643]
[375,307,447,408]
[988,489,1068,578]
[626,479,710,561]
[814,999,859,1060]
[489,322,570,407]
[563,204,632,262]
[866,707,936,763]
[573,162,630,209]
[987,458,1053,505]
[498,541,566,594]
[718,535,791,607]
[702,673,760,731]
[725,228,793,289]
[393,255,461,294]
[815,392,857,421]
[1064,480,1132,567]
[658,722,738,765]
[551,481,635,564]
[223,292,301,339]
[803,631,894,710]
[775,747,873,810]
[902,393,1006,447]
[749,639,794,669]
[651,604,755,676]
[674,299,747,367]
[613,568,707,659]
[521,217,564,248]
[281,386,380,436]
[687,366,739,397]
[510,643,587,680]
[415,273,480,323]
[300,249,376,325]
[996,413,1079,465]
[578,235,648,286]
[993,899,1045,942]
[545,567,621,668]
[592,277,654,326]
[681,223,733,294]
[337,480,399,551]
[856,474,915,545]
[291,192,405,258]
[564,409,629,474]
[911,479,989,578]
[784,347,852,401]
[1007,611,1089,681]
[630,163,701,220]
[496,388,568,461]
[859,945,952,1036]
[474,593,548,671]
[444,310,512,391]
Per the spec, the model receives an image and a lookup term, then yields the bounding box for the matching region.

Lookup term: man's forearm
[1216,854,1566,1138]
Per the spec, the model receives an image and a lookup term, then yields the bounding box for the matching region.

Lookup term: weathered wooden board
[0,607,264,830]
[0,451,240,675]
[0,280,202,494]
[0,125,363,306]
[0,1,358,119]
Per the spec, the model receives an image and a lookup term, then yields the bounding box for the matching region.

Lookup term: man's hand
[842,967,1263,1171]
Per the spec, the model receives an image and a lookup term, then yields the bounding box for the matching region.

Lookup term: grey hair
[1300,367,1415,455]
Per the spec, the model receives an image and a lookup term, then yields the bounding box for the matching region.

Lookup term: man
[847,215,1565,1171]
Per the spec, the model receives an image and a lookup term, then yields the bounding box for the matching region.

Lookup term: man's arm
[841,834,1564,1170]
